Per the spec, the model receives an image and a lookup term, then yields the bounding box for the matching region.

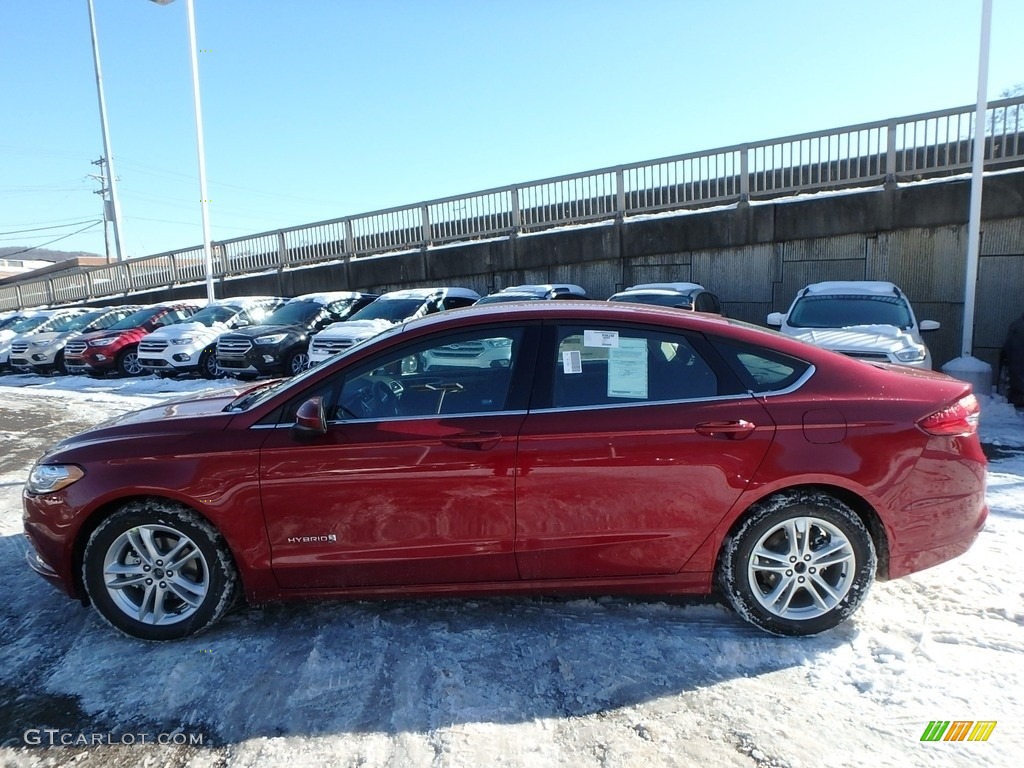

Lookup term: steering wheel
[372,379,401,417]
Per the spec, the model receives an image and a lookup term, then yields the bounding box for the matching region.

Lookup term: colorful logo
[920,721,997,742]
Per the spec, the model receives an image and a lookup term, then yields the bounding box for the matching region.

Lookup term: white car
[767,281,940,369]
[137,296,285,378]
[307,287,480,366]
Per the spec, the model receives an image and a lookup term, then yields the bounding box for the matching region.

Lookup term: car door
[514,322,776,580]
[258,323,538,589]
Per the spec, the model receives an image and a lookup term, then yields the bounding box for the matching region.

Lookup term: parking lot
[0,374,1021,767]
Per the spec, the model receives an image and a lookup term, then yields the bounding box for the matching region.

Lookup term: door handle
[440,431,503,451]
[694,420,756,440]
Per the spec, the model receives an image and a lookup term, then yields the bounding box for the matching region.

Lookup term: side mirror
[292,396,327,439]
[766,312,785,327]
[919,320,941,332]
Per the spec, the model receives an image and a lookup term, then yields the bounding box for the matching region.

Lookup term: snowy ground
[0,372,1021,768]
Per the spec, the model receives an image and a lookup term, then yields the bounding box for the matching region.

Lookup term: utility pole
[86,0,126,261]
[88,157,114,264]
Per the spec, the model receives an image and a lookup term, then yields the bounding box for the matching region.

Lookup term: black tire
[116,346,144,377]
[717,491,876,636]
[286,349,309,376]
[54,351,68,377]
[82,501,239,641]
[198,348,221,380]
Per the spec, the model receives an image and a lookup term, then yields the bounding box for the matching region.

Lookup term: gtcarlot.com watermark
[23,729,204,747]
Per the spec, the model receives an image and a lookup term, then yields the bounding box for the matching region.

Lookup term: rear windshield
[609,293,694,308]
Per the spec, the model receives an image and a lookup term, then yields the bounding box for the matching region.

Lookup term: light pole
[86,0,126,262]
[151,0,216,302]
[941,0,993,393]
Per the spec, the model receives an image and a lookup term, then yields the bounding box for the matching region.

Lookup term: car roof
[617,282,706,295]
[377,287,481,301]
[287,292,373,305]
[485,284,586,298]
[801,281,901,297]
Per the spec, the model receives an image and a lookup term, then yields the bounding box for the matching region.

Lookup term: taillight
[918,394,980,436]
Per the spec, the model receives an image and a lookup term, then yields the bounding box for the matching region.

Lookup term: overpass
[3,96,1023,371]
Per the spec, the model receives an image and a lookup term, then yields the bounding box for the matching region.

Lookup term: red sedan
[22,302,986,640]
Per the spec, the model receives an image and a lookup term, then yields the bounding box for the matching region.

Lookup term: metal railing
[2,96,1022,312]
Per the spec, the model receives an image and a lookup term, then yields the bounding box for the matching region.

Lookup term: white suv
[1,308,89,373]
[307,287,480,366]
[138,296,285,378]
[767,281,940,369]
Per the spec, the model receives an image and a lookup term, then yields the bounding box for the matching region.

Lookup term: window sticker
[583,329,619,348]
[562,349,582,374]
[607,337,648,399]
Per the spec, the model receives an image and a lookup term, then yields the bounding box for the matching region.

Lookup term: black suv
[215,292,377,378]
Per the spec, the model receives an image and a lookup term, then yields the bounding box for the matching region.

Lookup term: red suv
[23,302,986,640]
[64,303,201,377]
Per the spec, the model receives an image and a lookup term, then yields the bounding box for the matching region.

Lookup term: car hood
[319,318,395,340]
[226,324,305,339]
[0,328,18,344]
[41,387,250,459]
[788,325,920,353]
[20,330,76,345]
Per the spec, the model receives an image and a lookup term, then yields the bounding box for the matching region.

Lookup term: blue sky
[2,0,1022,259]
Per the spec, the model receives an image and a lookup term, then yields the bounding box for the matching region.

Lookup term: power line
[0,219,101,236]
[0,221,102,257]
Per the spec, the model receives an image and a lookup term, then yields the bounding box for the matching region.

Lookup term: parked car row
[0,279,942,381]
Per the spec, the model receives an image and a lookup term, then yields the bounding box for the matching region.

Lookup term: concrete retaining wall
[131,171,1024,373]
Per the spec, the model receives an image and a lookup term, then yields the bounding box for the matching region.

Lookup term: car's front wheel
[198,349,221,379]
[82,501,239,640]
[116,347,144,377]
[286,349,309,376]
[717,491,876,636]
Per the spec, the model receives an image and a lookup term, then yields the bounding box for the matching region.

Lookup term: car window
[443,296,478,310]
[710,339,810,392]
[696,292,721,314]
[287,326,526,423]
[551,325,719,408]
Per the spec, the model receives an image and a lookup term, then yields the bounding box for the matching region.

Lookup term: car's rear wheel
[116,347,143,377]
[717,491,876,636]
[82,501,239,640]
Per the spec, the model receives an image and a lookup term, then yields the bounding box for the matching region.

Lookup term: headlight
[89,337,118,347]
[894,347,926,363]
[30,339,55,348]
[26,464,85,494]
[255,333,287,345]
[170,337,196,345]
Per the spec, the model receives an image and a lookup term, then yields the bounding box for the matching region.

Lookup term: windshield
[262,302,320,326]
[788,295,913,329]
[227,322,409,412]
[609,293,692,308]
[349,298,425,322]
[108,307,162,331]
[9,315,51,332]
[53,312,104,332]
[186,305,238,327]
